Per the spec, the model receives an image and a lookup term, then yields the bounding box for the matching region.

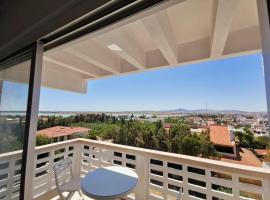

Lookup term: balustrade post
[205,170,212,200]
[182,165,189,199]
[7,160,16,200]
[134,155,148,200]
[73,142,83,176]
[232,174,240,200]
[48,149,55,190]
[262,178,270,200]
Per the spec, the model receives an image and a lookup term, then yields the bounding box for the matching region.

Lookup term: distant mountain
[162,108,265,114]
[162,108,209,113]
[164,108,188,112]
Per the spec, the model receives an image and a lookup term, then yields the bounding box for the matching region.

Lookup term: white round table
[81,166,138,200]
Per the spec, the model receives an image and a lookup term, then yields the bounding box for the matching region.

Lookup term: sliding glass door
[0,42,43,200]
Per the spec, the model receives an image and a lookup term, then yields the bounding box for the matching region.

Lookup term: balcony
[1,138,270,200]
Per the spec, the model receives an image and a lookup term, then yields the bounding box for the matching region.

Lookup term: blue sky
[36,53,267,112]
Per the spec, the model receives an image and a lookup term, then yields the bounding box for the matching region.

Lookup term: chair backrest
[53,158,73,189]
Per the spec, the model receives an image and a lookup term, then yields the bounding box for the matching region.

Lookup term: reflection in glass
[0,60,31,199]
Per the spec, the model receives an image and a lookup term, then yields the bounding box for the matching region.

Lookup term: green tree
[36,134,51,146]
[234,131,243,143]
[0,134,22,153]
[199,132,217,158]
[37,114,218,159]
[234,128,256,148]
[181,135,201,156]
[241,131,254,148]
[88,131,98,140]
[253,136,270,149]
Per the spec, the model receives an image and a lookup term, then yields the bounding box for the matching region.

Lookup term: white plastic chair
[53,158,83,200]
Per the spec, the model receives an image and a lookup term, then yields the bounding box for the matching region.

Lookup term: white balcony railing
[1,138,270,200]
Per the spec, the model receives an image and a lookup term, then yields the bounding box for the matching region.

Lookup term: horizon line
[0,109,267,113]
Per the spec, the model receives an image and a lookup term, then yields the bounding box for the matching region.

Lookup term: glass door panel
[0,58,31,199]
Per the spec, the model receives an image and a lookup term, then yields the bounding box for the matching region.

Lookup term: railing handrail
[34,139,80,152]
[1,138,270,200]
[0,149,22,160]
[1,138,270,178]
[77,138,270,178]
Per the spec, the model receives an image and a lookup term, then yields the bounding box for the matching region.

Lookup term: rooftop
[221,147,262,167]
[209,125,234,147]
[254,149,270,156]
[37,126,90,138]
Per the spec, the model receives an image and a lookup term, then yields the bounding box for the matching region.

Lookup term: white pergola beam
[142,10,178,65]
[64,40,121,74]
[43,63,87,93]
[44,56,99,78]
[210,0,238,58]
[96,29,145,70]
[0,60,87,93]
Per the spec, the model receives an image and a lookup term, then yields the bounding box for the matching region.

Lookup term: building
[207,120,215,127]
[163,122,172,131]
[37,126,90,142]
[209,125,262,167]
[254,149,270,168]
[252,123,269,137]
[209,125,236,158]
[221,147,262,167]
[190,128,208,134]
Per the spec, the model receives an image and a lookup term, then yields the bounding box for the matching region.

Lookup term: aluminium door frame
[19,41,43,200]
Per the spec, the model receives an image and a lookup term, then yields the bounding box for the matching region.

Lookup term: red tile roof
[209,125,234,147]
[37,126,90,138]
[254,149,270,156]
[221,147,262,167]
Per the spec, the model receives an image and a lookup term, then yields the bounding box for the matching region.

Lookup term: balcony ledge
[1,138,270,200]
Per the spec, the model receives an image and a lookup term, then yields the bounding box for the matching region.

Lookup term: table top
[81,166,138,200]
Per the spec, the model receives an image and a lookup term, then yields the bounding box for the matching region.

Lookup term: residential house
[37,126,90,142]
[209,125,236,158]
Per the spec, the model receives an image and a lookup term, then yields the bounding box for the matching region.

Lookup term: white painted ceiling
[34,0,263,92]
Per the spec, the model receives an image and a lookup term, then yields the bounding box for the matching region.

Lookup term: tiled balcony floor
[50,192,126,200]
